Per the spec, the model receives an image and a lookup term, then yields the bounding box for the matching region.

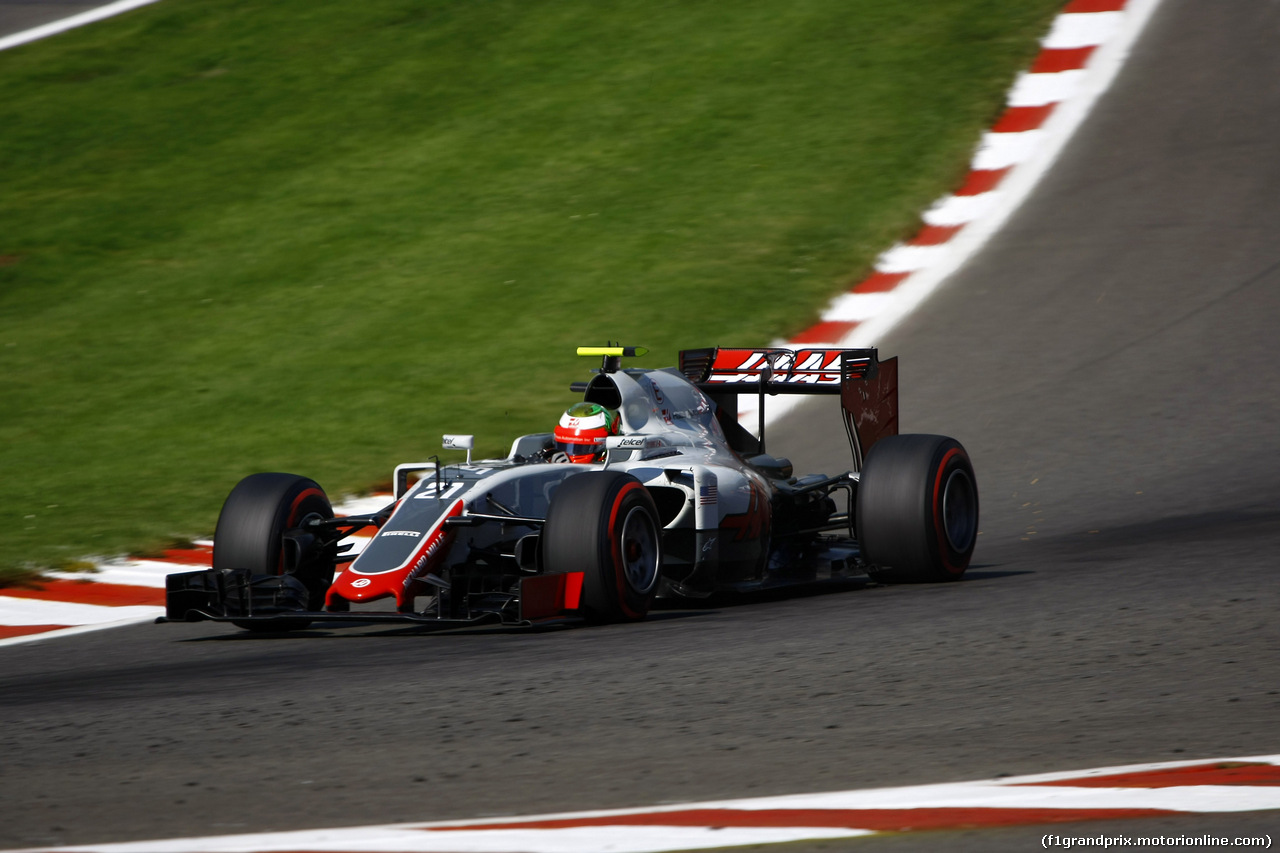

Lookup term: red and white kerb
[22,755,1280,852]
[792,0,1146,348]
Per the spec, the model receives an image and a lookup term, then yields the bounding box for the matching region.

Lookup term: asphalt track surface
[2,1,1279,850]
[0,0,103,36]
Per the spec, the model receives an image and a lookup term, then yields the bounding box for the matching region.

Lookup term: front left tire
[213,472,336,631]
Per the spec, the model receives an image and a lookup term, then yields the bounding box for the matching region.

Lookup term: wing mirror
[443,434,474,464]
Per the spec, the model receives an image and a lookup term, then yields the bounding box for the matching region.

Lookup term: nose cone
[325,569,404,608]
[324,498,465,610]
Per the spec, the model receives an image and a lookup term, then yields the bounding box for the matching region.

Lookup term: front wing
[159,567,589,629]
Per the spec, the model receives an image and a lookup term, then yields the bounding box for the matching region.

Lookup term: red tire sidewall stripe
[275,486,325,574]
[931,448,967,575]
[607,480,646,619]
[287,487,325,525]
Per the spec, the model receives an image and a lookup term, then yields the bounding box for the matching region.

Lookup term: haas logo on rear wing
[679,346,898,471]
[679,347,880,389]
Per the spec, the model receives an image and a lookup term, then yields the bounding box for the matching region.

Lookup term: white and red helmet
[554,402,621,463]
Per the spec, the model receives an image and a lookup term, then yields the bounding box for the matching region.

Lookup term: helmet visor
[556,440,604,462]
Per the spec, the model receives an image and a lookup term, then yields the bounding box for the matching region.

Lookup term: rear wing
[679,347,898,470]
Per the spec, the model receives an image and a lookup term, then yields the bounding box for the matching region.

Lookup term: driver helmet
[554,402,621,463]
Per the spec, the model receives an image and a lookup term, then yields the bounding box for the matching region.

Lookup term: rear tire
[856,435,978,582]
[213,472,335,631]
[543,471,662,623]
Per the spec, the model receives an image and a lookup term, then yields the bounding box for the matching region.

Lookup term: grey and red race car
[162,346,978,631]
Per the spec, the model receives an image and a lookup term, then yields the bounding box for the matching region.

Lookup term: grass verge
[0,0,1062,577]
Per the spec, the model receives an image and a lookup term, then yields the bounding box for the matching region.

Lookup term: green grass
[0,0,1062,580]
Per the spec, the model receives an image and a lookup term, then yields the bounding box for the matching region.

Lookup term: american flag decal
[699,484,717,505]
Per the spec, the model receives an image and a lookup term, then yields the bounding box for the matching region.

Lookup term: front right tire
[542,471,663,623]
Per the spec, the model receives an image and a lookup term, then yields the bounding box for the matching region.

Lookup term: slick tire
[213,472,335,631]
[543,471,662,623]
[856,434,978,583]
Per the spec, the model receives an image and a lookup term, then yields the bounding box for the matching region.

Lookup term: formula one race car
[162,346,978,631]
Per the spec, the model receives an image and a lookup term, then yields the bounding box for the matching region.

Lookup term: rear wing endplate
[679,347,898,470]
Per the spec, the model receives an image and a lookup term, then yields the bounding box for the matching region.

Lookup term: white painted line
[11,755,1278,853]
[5,826,871,853]
[703,781,1280,814]
[0,492,384,646]
[921,192,999,227]
[0,596,162,626]
[0,0,163,53]
[971,129,1047,170]
[737,394,806,430]
[409,826,872,853]
[334,494,393,516]
[1043,11,1125,49]
[874,243,954,274]
[1007,69,1085,107]
[344,535,372,556]
[821,292,895,322]
[0,616,160,649]
[987,752,1280,785]
[45,559,176,588]
[830,0,1166,358]
[373,753,1280,824]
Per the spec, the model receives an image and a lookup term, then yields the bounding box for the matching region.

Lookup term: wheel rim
[619,506,660,594]
[941,468,977,552]
[276,509,329,575]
